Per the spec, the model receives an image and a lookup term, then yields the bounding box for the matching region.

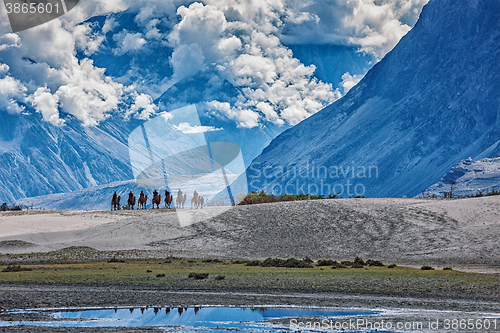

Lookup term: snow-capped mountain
[0,112,138,203]
[421,157,500,198]
[242,0,500,198]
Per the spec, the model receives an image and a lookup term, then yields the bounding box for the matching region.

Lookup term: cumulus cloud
[27,87,62,125]
[113,30,147,55]
[0,64,27,113]
[174,122,222,134]
[129,93,158,120]
[0,8,157,126]
[0,0,427,128]
[281,0,428,58]
[169,2,341,127]
[340,72,363,94]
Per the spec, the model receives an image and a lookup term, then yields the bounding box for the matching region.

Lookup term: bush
[317,259,335,266]
[248,257,313,268]
[2,265,32,272]
[281,258,313,268]
[353,257,365,266]
[421,265,434,270]
[202,259,222,263]
[387,264,397,269]
[340,261,353,266]
[351,263,364,268]
[366,259,384,267]
[443,267,453,270]
[214,275,226,280]
[108,257,126,263]
[232,260,247,264]
[331,261,346,269]
[188,272,209,280]
[10,206,22,211]
[156,274,165,277]
[245,260,260,266]
[0,203,8,211]
[303,257,314,263]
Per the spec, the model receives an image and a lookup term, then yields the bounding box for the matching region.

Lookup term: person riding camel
[165,189,170,198]
[112,191,117,201]
[140,191,145,199]
[193,190,198,200]
[129,191,134,199]
[153,189,158,198]
[177,189,182,199]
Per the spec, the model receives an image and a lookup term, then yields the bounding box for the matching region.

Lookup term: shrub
[232,260,247,264]
[340,261,353,266]
[366,259,384,267]
[421,265,434,270]
[387,264,397,269]
[10,206,22,211]
[202,259,222,263]
[2,265,32,272]
[353,257,365,266]
[303,257,314,263]
[0,203,8,211]
[281,258,313,268]
[245,260,260,266]
[188,273,209,280]
[331,261,346,269]
[156,274,165,277]
[108,257,126,263]
[443,267,453,270]
[317,259,335,266]
[214,275,226,280]
[351,263,364,268]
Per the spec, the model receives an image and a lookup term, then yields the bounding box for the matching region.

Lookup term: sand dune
[0,197,499,270]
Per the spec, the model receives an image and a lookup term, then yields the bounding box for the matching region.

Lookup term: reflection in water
[0,306,383,331]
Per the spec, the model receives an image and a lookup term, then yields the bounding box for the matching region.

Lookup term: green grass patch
[0,258,497,301]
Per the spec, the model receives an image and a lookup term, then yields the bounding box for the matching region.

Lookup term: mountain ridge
[242,0,500,198]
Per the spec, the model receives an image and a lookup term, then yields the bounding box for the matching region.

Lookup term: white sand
[0,197,498,272]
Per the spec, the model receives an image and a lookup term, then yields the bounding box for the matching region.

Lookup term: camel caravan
[111,189,204,210]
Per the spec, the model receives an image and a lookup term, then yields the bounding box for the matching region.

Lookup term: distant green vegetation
[469,188,500,198]
[238,190,347,205]
[1,256,497,301]
[0,203,22,211]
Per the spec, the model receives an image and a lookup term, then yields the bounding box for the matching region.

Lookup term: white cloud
[0,16,157,125]
[341,72,364,94]
[169,2,341,128]
[0,0,427,128]
[27,87,63,125]
[281,0,428,59]
[113,30,147,55]
[102,17,118,34]
[0,64,27,114]
[129,93,158,120]
[174,122,222,134]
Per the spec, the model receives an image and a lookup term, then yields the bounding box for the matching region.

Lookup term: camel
[191,191,202,208]
[127,194,136,210]
[164,190,173,208]
[138,192,148,209]
[176,193,187,208]
[111,192,121,210]
[182,194,187,208]
[152,193,161,209]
